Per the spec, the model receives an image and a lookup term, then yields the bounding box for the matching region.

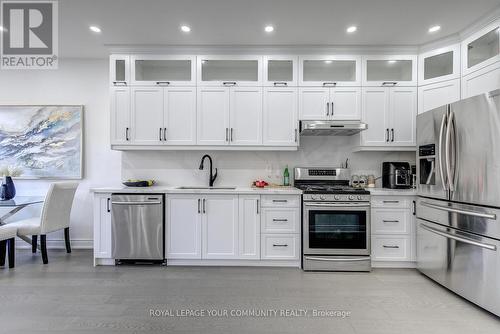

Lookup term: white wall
[0,59,122,247]
[122,136,415,188]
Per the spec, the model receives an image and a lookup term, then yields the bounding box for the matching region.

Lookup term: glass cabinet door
[300,56,360,86]
[131,56,196,86]
[365,59,415,86]
[264,56,297,86]
[467,28,499,69]
[418,44,460,85]
[424,51,454,80]
[198,56,262,86]
[110,55,130,86]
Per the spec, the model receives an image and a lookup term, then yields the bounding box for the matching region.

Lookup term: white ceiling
[58,0,500,58]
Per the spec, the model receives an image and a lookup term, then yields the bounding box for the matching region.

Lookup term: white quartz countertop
[90,185,303,195]
[368,188,417,196]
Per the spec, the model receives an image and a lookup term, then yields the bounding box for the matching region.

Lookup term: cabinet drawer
[372,235,411,261]
[261,195,300,208]
[262,208,300,233]
[371,197,411,209]
[372,209,410,234]
[261,234,300,260]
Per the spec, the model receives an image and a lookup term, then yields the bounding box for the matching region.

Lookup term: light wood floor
[1,249,499,333]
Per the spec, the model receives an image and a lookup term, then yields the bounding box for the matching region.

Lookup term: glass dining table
[0,196,45,244]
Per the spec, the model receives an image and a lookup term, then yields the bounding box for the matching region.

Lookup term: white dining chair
[9,182,79,264]
[0,225,17,268]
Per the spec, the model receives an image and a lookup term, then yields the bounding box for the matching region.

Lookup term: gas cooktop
[296,184,370,195]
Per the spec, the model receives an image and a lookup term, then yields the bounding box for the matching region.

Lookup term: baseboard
[15,238,93,249]
[372,261,416,268]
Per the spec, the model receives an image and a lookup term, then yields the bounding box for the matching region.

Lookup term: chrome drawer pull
[383,200,399,203]
[382,220,399,223]
[272,219,288,222]
[382,245,399,249]
[420,223,497,251]
[420,201,496,220]
[272,244,288,247]
[272,199,288,203]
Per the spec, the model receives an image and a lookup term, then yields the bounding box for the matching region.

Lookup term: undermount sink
[176,186,237,190]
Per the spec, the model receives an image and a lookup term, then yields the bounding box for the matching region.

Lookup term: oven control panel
[303,194,370,202]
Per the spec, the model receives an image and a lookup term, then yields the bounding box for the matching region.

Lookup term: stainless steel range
[294,167,371,272]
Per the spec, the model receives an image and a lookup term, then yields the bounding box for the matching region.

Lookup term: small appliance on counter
[382,162,412,189]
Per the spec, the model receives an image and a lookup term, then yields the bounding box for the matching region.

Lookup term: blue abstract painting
[0,105,83,179]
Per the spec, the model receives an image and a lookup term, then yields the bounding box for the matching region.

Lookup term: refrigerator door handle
[438,112,448,191]
[420,201,497,220]
[420,223,497,251]
[445,110,456,192]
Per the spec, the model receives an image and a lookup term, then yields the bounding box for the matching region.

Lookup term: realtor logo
[1,0,58,69]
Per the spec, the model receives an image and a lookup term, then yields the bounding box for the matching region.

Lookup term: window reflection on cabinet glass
[201,60,258,81]
[467,28,499,68]
[424,51,453,80]
[115,60,125,81]
[268,60,293,82]
[134,60,191,81]
[303,60,356,82]
[366,60,413,81]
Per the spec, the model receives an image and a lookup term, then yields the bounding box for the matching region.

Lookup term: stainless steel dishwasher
[111,194,164,263]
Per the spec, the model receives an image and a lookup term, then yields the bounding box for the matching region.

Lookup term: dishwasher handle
[111,201,162,205]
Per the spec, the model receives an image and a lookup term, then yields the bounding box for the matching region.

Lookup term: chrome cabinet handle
[272,219,288,222]
[202,199,206,213]
[163,128,167,141]
[272,244,288,247]
[273,82,288,86]
[326,102,330,116]
[438,111,448,190]
[159,128,163,141]
[230,128,234,142]
[322,82,337,86]
[156,81,170,86]
[382,220,399,223]
[386,128,389,142]
[383,200,399,204]
[304,256,370,262]
[198,199,201,214]
[223,81,236,86]
[113,81,127,86]
[420,201,496,220]
[294,128,298,142]
[256,199,259,214]
[107,198,111,212]
[225,128,229,142]
[391,128,394,142]
[125,127,130,141]
[382,82,397,86]
[383,245,399,249]
[420,223,497,251]
[331,101,334,116]
[272,199,288,203]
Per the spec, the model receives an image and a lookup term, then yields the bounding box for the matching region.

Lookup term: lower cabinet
[371,195,416,266]
[93,193,112,261]
[238,195,261,259]
[261,234,300,260]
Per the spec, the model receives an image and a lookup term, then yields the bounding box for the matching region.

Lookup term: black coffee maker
[382,162,412,189]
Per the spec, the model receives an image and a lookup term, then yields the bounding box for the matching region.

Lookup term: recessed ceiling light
[180,25,191,33]
[324,60,333,64]
[264,25,274,33]
[89,25,101,33]
[428,25,441,33]
[346,26,357,33]
[0,26,5,32]
[387,60,397,64]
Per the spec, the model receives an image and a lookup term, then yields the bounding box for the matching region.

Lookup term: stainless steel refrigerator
[416,89,500,317]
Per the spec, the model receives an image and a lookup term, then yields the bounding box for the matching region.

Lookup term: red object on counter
[254,180,269,188]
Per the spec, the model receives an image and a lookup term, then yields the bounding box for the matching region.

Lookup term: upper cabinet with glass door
[362,55,417,86]
[197,56,262,86]
[299,56,361,86]
[418,44,460,86]
[110,55,130,86]
[461,20,500,76]
[130,55,196,86]
[263,56,298,86]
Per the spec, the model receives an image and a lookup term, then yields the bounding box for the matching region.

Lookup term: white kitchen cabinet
[362,55,417,86]
[130,87,164,145]
[229,87,263,145]
[461,61,500,98]
[418,79,461,114]
[197,55,262,86]
[163,88,197,145]
[261,234,300,260]
[196,87,230,145]
[202,195,239,259]
[418,44,460,86]
[238,195,261,259]
[130,55,196,86]
[461,20,500,76]
[263,88,298,146]
[263,56,298,86]
[110,55,130,86]
[166,195,202,259]
[299,55,361,86]
[298,87,361,120]
[110,87,131,145]
[360,87,416,148]
[93,193,112,261]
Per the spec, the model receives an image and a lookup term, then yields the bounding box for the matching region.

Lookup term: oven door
[303,202,370,255]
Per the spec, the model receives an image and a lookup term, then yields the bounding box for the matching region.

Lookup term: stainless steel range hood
[299,120,368,136]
